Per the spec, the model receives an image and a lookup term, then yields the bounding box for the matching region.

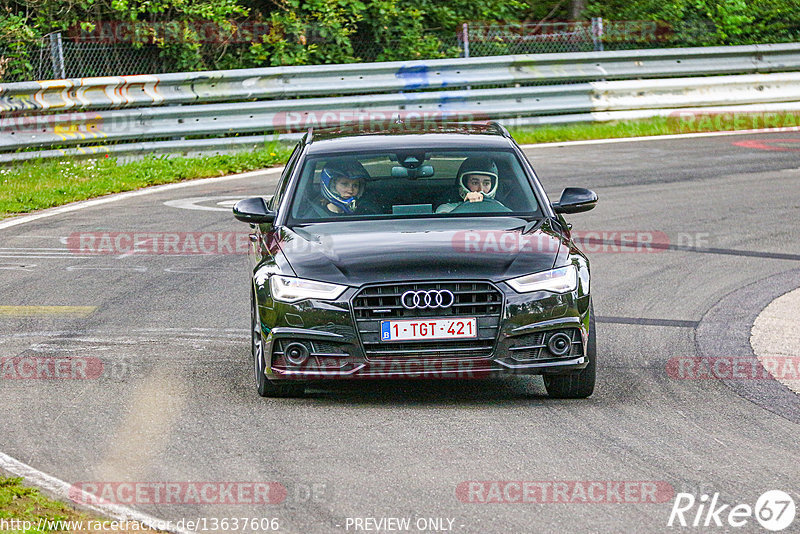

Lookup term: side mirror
[232,197,276,224]
[553,187,598,214]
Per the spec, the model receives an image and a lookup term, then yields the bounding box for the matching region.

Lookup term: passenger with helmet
[307,158,376,216]
[435,156,505,213]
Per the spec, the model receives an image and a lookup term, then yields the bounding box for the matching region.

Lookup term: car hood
[277,217,567,286]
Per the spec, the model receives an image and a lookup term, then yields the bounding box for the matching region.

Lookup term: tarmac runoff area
[751,287,800,395]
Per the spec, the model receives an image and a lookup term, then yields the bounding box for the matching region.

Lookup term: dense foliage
[586,0,800,46]
[1,0,799,80]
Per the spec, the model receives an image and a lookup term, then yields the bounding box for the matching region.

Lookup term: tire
[251,290,305,398]
[543,304,596,399]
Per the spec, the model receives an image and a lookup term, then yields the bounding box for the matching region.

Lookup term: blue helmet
[320,160,368,214]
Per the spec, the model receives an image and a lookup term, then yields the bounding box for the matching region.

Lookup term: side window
[269,143,302,211]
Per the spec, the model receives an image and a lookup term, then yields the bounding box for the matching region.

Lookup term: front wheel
[251,290,304,398]
[543,304,596,399]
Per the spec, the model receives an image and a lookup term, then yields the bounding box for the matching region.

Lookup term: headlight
[270,275,347,303]
[506,265,578,294]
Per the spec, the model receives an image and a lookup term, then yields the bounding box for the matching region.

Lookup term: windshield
[287,149,541,223]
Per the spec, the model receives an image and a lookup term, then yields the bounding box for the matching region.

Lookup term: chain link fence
[462,22,596,56]
[0,34,165,82]
[0,20,690,83]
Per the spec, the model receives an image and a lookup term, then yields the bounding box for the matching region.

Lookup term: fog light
[547,332,572,356]
[284,342,310,366]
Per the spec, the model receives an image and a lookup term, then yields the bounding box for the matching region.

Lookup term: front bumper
[256,280,592,381]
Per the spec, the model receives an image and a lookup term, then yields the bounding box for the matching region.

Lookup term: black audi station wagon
[233,122,598,398]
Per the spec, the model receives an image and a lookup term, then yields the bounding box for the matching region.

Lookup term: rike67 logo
[668,490,796,531]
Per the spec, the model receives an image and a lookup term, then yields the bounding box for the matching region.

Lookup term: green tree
[585,0,800,46]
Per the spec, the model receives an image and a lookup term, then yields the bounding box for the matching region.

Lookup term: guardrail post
[49,32,66,79]
[462,23,470,59]
[591,18,604,52]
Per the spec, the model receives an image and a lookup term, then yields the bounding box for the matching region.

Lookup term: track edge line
[0,451,194,533]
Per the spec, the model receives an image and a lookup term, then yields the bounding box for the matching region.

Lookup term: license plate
[380,317,477,341]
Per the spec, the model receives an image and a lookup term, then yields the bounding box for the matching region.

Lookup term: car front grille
[352,281,502,360]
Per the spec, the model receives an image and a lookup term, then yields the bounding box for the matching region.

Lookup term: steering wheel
[448,198,512,214]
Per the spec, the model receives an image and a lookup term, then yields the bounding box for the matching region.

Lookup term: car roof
[303,122,516,154]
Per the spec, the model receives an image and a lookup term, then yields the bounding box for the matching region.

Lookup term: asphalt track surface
[0,132,799,533]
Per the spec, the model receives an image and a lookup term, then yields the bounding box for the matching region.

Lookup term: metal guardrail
[0,84,595,150]
[2,43,800,162]
[3,43,800,113]
[593,71,800,110]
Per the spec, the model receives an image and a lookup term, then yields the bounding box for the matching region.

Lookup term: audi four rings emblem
[401,289,455,309]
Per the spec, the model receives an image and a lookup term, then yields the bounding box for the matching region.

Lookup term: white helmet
[457,157,498,200]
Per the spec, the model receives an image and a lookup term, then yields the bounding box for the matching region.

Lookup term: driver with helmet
[309,158,376,216]
[435,156,503,213]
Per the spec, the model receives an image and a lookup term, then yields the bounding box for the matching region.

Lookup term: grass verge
[0,475,160,533]
[507,111,800,144]
[508,117,679,144]
[0,141,292,219]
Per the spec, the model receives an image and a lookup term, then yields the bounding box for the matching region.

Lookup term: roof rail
[488,121,511,138]
[303,127,314,144]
